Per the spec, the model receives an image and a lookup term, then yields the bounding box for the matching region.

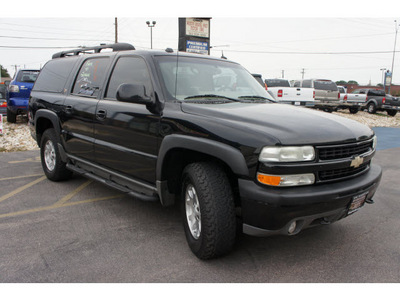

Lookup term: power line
[0,45,77,49]
[0,35,113,42]
[225,49,400,55]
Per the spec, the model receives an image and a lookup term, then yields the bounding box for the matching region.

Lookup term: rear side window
[16,70,39,83]
[313,80,338,91]
[72,57,109,97]
[105,56,152,99]
[33,59,75,93]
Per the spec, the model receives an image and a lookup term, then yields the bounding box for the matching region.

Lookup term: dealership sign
[186,40,209,54]
[385,71,392,86]
[179,18,211,55]
[185,18,210,38]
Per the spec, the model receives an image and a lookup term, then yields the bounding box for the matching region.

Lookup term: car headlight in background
[259,146,315,162]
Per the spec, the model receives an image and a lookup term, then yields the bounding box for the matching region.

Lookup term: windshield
[155,55,274,102]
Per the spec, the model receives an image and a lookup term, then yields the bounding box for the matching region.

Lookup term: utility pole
[301,68,305,79]
[282,70,284,79]
[389,20,399,94]
[114,17,118,44]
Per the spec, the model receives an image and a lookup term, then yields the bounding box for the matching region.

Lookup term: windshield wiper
[238,95,275,102]
[184,94,240,102]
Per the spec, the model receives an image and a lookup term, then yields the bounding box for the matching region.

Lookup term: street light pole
[389,20,399,94]
[146,21,156,49]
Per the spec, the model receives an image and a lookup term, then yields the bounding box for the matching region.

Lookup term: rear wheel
[6,108,17,123]
[387,110,397,117]
[40,128,72,181]
[181,162,236,260]
[367,102,377,114]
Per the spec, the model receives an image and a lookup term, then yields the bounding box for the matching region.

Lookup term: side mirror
[116,83,152,105]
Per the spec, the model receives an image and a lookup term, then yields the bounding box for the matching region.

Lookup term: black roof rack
[52,43,135,59]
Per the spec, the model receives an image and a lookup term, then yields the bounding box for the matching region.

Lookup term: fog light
[288,221,297,234]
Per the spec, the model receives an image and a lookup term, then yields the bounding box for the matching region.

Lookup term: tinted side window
[72,57,109,97]
[302,80,312,88]
[33,59,75,93]
[105,56,152,99]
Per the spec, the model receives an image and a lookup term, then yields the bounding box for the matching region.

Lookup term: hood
[181,102,373,146]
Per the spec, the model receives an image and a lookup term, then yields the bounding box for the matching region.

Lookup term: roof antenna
[221,51,227,59]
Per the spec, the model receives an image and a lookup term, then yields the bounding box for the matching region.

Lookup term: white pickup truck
[264,79,315,107]
[337,86,368,114]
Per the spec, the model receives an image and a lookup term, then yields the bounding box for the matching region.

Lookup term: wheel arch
[156,135,250,206]
[34,109,61,145]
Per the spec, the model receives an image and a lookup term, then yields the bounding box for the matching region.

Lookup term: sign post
[179,18,211,55]
[384,70,392,93]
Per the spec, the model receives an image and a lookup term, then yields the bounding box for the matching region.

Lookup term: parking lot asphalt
[0,128,399,283]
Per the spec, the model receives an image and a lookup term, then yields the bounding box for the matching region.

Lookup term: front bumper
[239,164,382,236]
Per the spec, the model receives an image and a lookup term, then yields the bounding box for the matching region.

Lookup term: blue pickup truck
[6,69,40,122]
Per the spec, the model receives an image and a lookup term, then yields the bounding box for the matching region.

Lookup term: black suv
[29,44,382,259]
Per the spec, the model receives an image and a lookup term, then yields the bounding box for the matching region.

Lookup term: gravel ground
[1,110,399,152]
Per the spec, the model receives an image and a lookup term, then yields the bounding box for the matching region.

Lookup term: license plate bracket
[348,192,368,215]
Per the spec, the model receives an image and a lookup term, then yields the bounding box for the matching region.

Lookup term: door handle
[96,109,107,120]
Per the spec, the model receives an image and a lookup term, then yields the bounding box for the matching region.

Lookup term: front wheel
[181,162,236,260]
[40,128,72,181]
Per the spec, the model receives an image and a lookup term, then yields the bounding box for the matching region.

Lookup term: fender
[367,98,379,107]
[156,134,250,181]
[34,109,62,137]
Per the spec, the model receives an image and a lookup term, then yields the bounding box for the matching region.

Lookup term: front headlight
[259,146,315,162]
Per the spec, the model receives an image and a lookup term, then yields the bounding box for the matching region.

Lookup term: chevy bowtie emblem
[350,156,364,168]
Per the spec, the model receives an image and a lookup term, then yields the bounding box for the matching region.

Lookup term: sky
[1,1,400,86]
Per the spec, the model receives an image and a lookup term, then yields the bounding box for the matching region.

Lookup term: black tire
[387,110,397,117]
[6,108,17,123]
[40,128,72,181]
[181,162,236,260]
[349,107,359,114]
[367,102,376,114]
